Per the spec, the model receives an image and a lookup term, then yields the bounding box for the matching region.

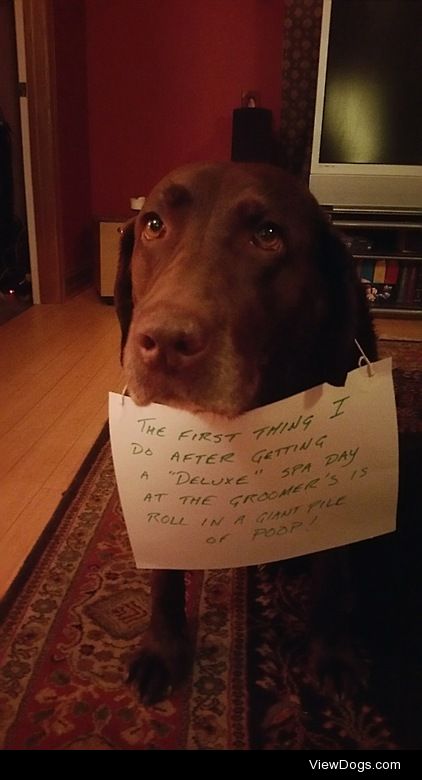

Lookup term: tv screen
[310,0,422,209]
[320,0,422,166]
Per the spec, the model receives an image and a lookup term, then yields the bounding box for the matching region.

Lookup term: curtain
[279,0,323,181]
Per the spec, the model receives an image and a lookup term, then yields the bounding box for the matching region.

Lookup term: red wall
[86,0,285,217]
[53,0,92,294]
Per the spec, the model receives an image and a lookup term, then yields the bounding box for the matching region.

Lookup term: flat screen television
[309,0,422,210]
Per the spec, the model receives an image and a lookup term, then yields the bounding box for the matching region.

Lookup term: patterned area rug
[0,446,247,750]
[378,340,421,433]
[0,345,420,750]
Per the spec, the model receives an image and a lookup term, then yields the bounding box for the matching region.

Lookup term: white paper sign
[109,358,398,570]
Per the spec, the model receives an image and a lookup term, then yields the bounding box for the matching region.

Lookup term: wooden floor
[0,288,124,600]
[0,290,421,601]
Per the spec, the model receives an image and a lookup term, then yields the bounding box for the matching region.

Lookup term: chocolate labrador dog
[114,162,377,704]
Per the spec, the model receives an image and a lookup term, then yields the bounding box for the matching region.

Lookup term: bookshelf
[328,208,422,317]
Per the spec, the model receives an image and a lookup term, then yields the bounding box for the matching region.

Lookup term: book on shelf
[414,264,422,308]
[357,258,422,309]
[395,262,421,308]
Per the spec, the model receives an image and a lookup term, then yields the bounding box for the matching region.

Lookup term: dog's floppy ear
[114,218,135,361]
[316,215,377,386]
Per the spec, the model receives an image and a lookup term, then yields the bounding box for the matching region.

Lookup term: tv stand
[327,207,422,318]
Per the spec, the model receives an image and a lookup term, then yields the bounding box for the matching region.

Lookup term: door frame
[14,0,64,303]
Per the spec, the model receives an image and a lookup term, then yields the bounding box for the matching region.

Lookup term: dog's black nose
[138,317,209,369]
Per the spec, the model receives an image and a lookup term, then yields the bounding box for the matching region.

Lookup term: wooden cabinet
[329,208,422,317]
[96,220,125,298]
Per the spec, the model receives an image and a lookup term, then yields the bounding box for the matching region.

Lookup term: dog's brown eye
[143,213,165,240]
[252,222,283,252]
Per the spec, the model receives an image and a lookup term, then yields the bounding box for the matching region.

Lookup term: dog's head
[115,162,376,416]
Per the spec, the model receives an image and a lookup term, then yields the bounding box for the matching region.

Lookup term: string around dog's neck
[354,339,375,377]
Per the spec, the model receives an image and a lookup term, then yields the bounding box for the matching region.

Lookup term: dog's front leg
[128,570,192,704]
[307,548,366,696]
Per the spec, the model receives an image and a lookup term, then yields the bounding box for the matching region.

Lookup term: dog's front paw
[128,627,192,705]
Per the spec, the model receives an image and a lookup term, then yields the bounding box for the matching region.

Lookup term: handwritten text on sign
[109,358,398,569]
